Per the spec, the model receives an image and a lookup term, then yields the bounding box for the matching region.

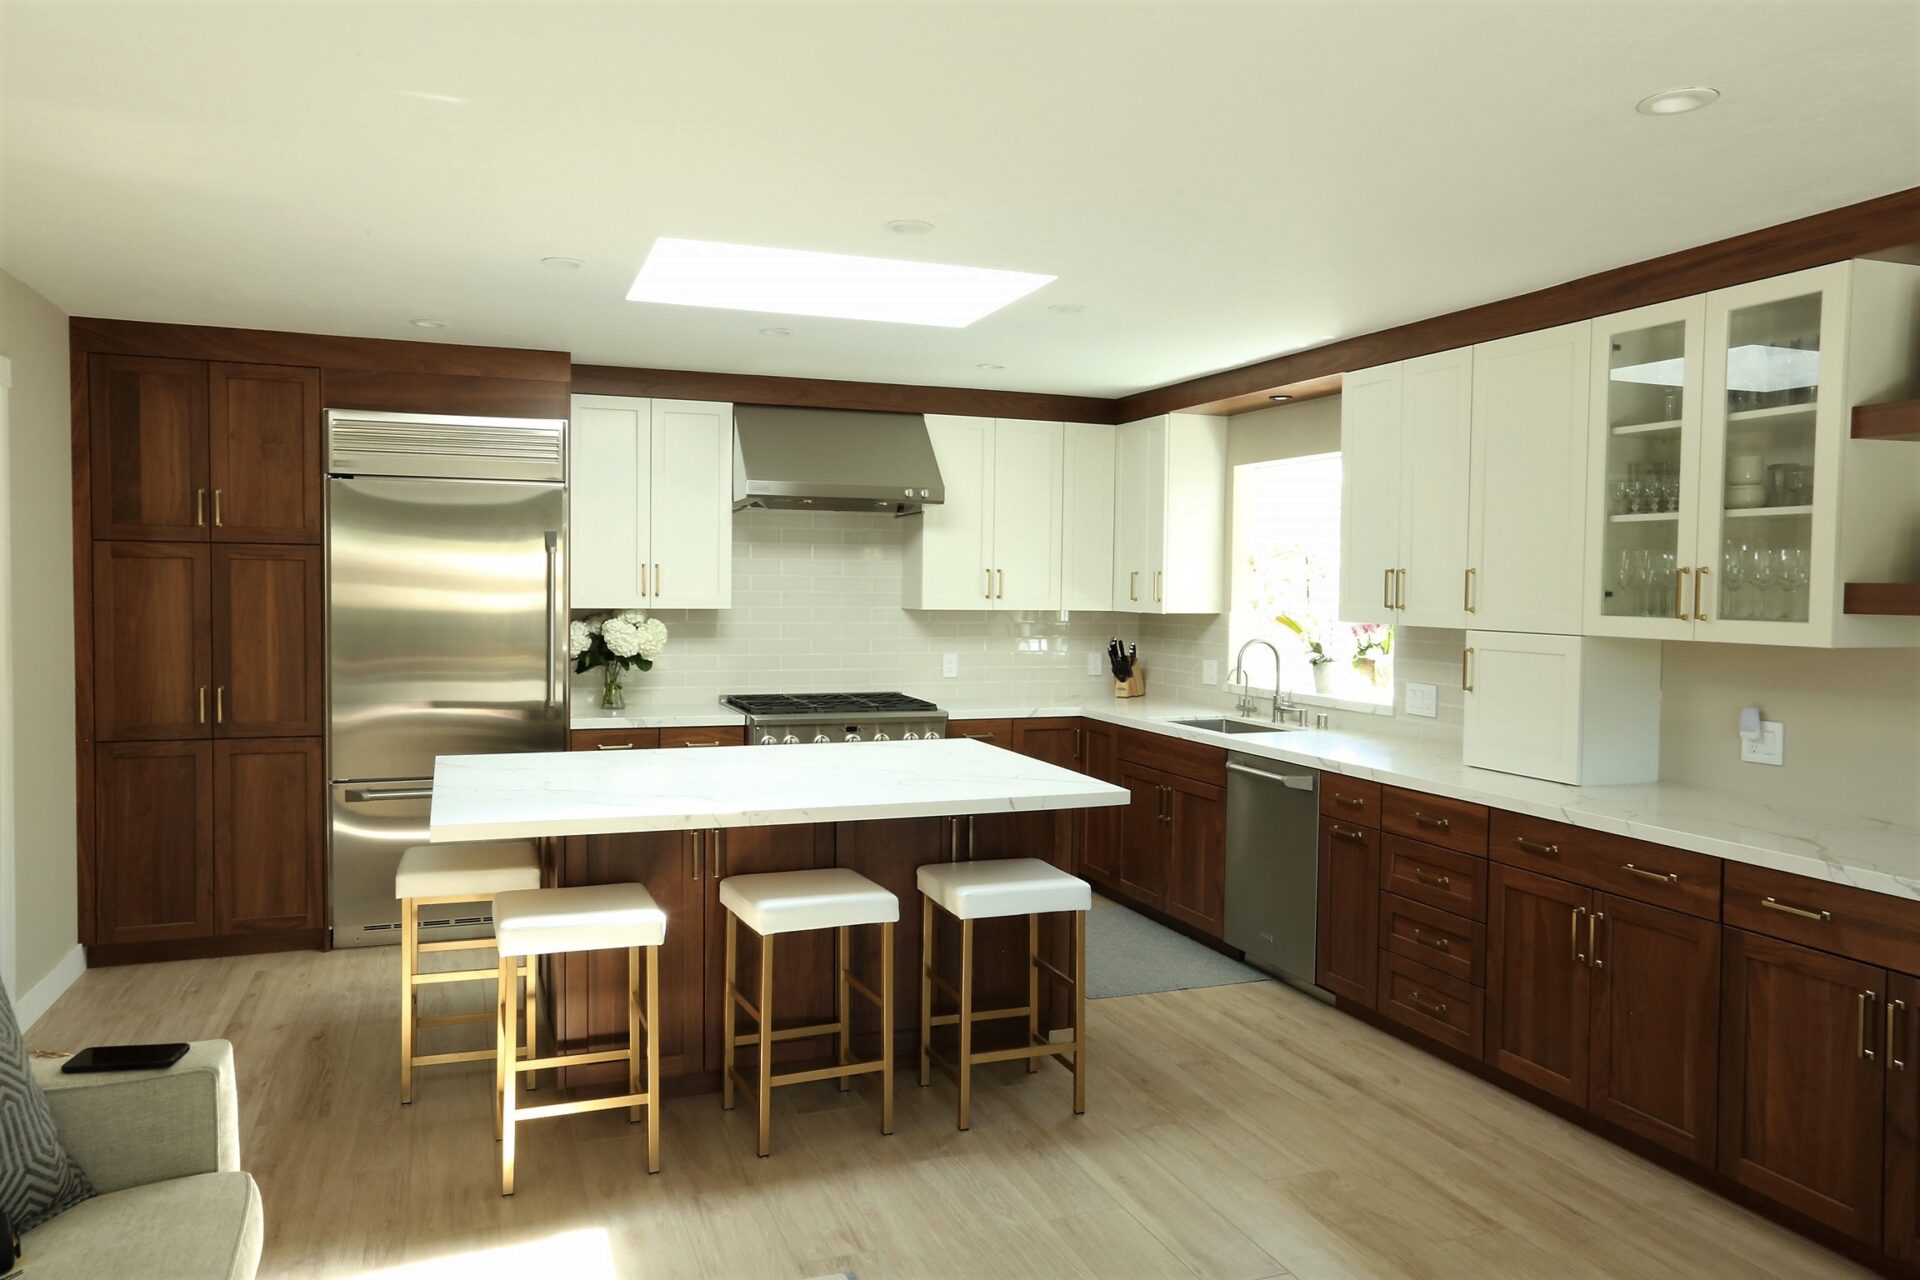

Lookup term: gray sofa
[23,1041,261,1280]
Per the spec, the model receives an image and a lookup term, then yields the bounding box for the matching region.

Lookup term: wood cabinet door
[705,824,838,1071]
[95,740,214,944]
[1485,864,1591,1105]
[1314,816,1378,1006]
[207,363,320,543]
[1884,971,1920,1262]
[1165,773,1227,937]
[212,545,323,737]
[214,738,322,934]
[989,418,1064,610]
[89,353,208,541]
[647,399,733,608]
[1337,362,1402,624]
[1589,893,1719,1163]
[1077,722,1121,887]
[1720,928,1886,1243]
[1116,761,1168,910]
[837,817,951,1054]
[93,541,211,740]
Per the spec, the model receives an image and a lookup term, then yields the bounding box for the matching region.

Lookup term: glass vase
[600,666,625,710]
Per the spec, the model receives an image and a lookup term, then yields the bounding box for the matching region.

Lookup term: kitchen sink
[1172,717,1294,735]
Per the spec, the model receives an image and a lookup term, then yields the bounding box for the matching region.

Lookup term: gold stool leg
[836,925,852,1092]
[757,931,775,1158]
[646,944,661,1174]
[958,917,974,1131]
[499,954,517,1195]
[881,920,895,1135]
[524,951,538,1092]
[627,947,643,1123]
[399,897,416,1105]
[1073,909,1087,1116]
[1027,912,1041,1074]
[722,910,737,1112]
[918,896,933,1088]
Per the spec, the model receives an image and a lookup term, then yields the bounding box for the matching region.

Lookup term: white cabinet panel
[1062,422,1115,611]
[1398,349,1474,628]
[991,419,1064,609]
[904,415,995,609]
[647,399,733,609]
[1338,364,1402,624]
[1113,414,1224,615]
[1468,321,1592,634]
[1462,631,1659,786]
[1112,418,1151,609]
[569,395,650,610]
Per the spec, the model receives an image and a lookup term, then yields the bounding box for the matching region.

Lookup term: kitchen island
[429,738,1129,1090]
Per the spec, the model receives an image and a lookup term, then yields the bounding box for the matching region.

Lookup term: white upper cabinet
[1337,364,1401,623]
[568,394,733,611]
[1462,631,1661,786]
[1467,321,1592,634]
[904,416,1063,611]
[1112,413,1227,614]
[1061,422,1116,611]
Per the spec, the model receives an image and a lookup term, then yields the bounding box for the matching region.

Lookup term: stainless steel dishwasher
[1222,753,1322,987]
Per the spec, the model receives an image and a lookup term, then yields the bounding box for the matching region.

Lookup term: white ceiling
[3,2,1916,398]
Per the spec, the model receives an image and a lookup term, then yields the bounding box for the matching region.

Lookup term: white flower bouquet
[572,611,668,709]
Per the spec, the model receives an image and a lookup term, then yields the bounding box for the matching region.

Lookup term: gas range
[721,692,948,746]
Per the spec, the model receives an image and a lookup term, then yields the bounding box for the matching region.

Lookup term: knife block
[1113,666,1146,698]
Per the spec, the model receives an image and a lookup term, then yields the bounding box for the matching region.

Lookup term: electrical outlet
[1740,720,1785,766]
[1087,652,1101,677]
[942,653,959,678]
[1405,682,1438,718]
[1202,659,1219,686]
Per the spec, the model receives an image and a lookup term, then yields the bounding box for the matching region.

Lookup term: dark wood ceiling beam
[70,317,571,382]
[570,363,1118,424]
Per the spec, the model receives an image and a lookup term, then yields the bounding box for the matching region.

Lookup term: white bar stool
[917,858,1090,1129]
[493,882,666,1195]
[395,842,541,1105]
[719,867,898,1156]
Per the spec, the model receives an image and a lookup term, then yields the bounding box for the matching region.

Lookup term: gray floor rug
[1085,903,1271,1000]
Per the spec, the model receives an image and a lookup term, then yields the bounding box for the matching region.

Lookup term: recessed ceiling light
[977,363,1006,371]
[885,219,934,235]
[408,318,446,329]
[627,237,1054,328]
[540,256,584,270]
[758,326,794,338]
[1047,303,1086,315]
[1635,86,1719,116]
[1269,394,1294,403]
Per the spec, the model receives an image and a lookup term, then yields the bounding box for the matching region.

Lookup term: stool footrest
[418,938,502,955]
[731,1018,841,1048]
[512,1047,630,1074]
[411,1048,496,1068]
[844,973,886,1009]
[514,1091,651,1122]
[411,967,505,987]
[416,1011,496,1029]
[1032,957,1074,986]
[928,1004,1030,1028]
[731,1057,887,1097]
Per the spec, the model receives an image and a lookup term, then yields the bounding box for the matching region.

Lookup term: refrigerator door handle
[345,786,435,802]
[544,530,561,712]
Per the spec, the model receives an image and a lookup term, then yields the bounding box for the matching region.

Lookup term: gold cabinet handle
[1074,726,1083,759]
[1513,836,1559,857]
[1590,911,1604,969]
[1411,928,1450,952]
[1675,565,1690,619]
[1464,567,1477,613]
[640,563,649,597]
[212,489,223,528]
[1409,992,1448,1018]
[963,732,996,741]
[1412,868,1451,889]
[1860,991,1878,1061]
[654,563,661,598]
[1384,569,1394,610]
[683,741,723,747]
[1891,1000,1907,1072]
[1694,565,1710,622]
[1761,896,1831,923]
[986,568,994,600]
[195,488,207,527]
[198,685,208,724]
[595,743,635,750]
[1621,862,1676,884]
[1462,646,1473,693]
[214,686,225,724]
[1332,793,1365,810]
[689,830,702,880]
[1570,906,1587,964]
[996,568,1005,600]
[1129,570,1139,602]
[1153,569,1163,603]
[1412,812,1451,831]
[1328,824,1368,844]
[1395,568,1406,610]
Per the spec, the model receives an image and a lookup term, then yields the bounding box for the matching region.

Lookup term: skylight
[625,238,1054,328]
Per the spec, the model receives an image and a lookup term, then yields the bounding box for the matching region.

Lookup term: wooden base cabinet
[94,741,216,945]
[1077,722,1121,888]
[1884,972,1920,1263]
[214,738,323,935]
[1486,865,1593,1104]
[1315,816,1378,1006]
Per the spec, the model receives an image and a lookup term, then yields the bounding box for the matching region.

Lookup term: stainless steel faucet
[1233,637,1311,727]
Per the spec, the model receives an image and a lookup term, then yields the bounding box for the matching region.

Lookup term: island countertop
[429,737,1130,843]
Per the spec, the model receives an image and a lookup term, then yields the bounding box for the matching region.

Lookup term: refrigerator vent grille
[326,410,567,482]
[331,421,563,462]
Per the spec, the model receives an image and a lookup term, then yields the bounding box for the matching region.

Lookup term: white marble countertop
[430,737,1129,842]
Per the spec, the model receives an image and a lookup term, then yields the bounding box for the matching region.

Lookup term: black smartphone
[60,1043,190,1074]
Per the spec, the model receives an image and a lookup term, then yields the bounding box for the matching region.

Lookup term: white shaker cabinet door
[1397,349,1474,628]
[1062,422,1116,611]
[569,394,651,610]
[990,418,1064,610]
[1338,364,1403,624]
[1467,321,1593,634]
[1111,418,1152,611]
[647,399,733,609]
[1158,413,1227,614]
[905,415,995,609]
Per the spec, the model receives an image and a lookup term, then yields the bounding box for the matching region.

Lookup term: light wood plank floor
[29,948,1870,1280]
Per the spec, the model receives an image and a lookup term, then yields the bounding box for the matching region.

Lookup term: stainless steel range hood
[732,406,945,514]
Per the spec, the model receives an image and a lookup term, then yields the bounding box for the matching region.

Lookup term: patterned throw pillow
[0,983,94,1232]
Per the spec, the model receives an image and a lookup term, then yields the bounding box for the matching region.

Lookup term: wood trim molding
[70,317,571,383]
[1118,185,1920,420]
[1852,401,1920,442]
[570,363,1118,424]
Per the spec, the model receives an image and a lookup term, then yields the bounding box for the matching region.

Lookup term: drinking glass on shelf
[1660,463,1680,512]
[1628,548,1653,616]
[1721,542,1747,620]
[1610,548,1633,615]
[1611,479,1631,516]
[1782,547,1809,622]
[1747,545,1780,621]
[1659,551,1677,617]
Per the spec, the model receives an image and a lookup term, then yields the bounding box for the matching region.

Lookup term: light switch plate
[1741,720,1785,766]
[1202,659,1219,686]
[1405,682,1438,718]
[1086,652,1102,677]
[942,653,959,678]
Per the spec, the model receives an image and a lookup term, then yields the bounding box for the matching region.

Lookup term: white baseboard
[17,944,86,1034]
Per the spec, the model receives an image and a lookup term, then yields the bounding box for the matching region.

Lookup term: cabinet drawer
[1380,835,1486,920]
[1120,728,1226,786]
[1490,812,1720,920]
[1724,862,1920,975]
[569,728,660,752]
[658,725,745,749]
[1382,787,1488,855]
[949,718,1014,745]
[1320,776,1383,827]
[1380,893,1484,986]
[1378,951,1483,1058]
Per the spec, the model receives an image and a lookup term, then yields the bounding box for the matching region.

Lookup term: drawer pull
[1590,911,1604,970]
[1761,896,1832,923]
[1621,862,1677,884]
[1513,836,1559,857]
[1412,868,1452,890]
[1412,812,1451,831]
[682,741,723,747]
[1329,824,1369,844]
[596,743,635,751]
[1860,991,1878,1061]
[1411,928,1451,952]
[1409,992,1449,1018]
[1332,794,1366,809]
[1570,906,1587,964]
[1891,1000,1907,1072]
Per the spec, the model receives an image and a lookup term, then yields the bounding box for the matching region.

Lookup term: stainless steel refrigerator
[326,409,568,947]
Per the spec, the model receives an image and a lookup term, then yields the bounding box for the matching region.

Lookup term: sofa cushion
[21,1171,262,1280]
[0,982,93,1231]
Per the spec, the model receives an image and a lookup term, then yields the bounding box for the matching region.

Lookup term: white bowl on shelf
[1725,483,1768,509]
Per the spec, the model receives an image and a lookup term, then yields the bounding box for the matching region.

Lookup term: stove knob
[844,731,862,743]
[901,731,918,741]
[873,731,890,742]
[758,733,779,746]
[781,734,800,745]
[812,733,832,745]
[923,729,941,740]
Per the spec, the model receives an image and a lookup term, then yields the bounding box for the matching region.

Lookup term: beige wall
[0,270,77,995]
[1227,395,1340,467]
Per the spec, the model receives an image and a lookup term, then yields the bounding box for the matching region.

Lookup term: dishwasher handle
[1226,761,1315,790]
